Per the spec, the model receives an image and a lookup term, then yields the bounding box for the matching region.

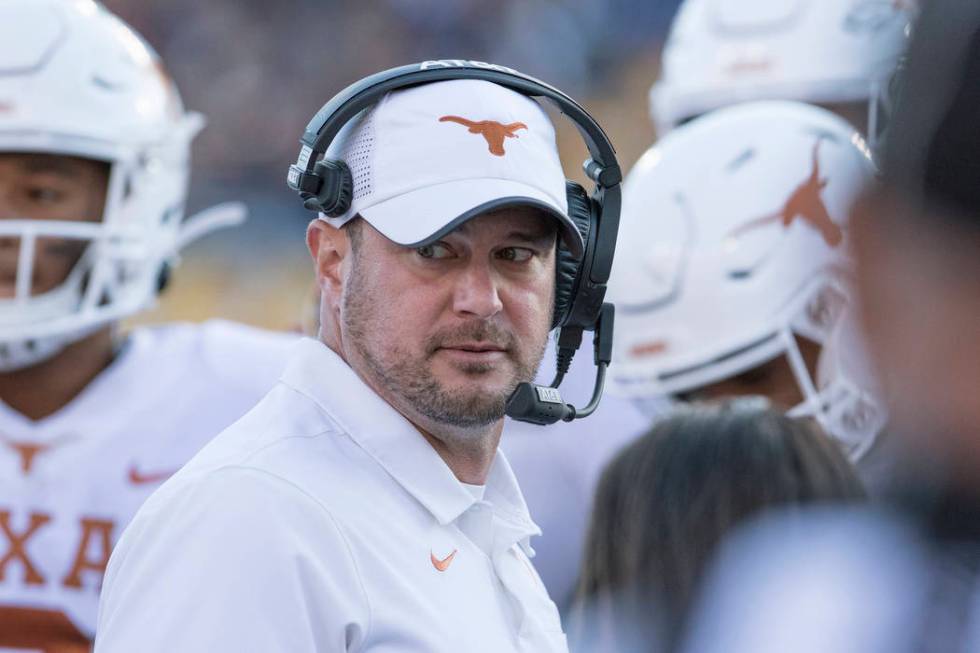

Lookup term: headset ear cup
[328,161,354,217]
[307,159,354,216]
[552,181,593,329]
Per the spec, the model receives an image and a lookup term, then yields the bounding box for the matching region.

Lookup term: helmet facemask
[0,147,184,370]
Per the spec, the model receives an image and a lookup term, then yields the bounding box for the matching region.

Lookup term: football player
[0,1,293,647]
[651,0,916,147]
[604,100,880,460]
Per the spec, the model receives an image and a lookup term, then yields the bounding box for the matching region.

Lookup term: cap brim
[358,178,584,257]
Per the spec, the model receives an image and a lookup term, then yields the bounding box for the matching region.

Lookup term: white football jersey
[0,320,295,650]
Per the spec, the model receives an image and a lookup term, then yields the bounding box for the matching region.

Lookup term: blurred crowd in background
[104,0,680,330]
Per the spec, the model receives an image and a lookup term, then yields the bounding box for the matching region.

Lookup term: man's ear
[307,218,350,297]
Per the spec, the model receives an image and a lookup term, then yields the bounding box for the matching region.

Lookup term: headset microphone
[505,303,615,425]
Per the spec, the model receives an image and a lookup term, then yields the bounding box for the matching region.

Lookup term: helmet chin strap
[0,318,108,373]
[782,326,879,458]
[0,335,73,372]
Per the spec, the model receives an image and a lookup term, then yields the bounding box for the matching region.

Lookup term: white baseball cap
[320,79,583,256]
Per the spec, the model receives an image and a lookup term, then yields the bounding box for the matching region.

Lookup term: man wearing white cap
[95,73,585,652]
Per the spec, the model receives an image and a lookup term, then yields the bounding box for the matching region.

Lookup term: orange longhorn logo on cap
[727,138,843,247]
[439,116,527,156]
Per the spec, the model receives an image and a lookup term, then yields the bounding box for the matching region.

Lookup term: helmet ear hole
[156,262,173,294]
[122,172,134,200]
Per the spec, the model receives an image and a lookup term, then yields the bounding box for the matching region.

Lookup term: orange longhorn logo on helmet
[727,138,844,247]
[439,116,528,156]
[630,340,669,358]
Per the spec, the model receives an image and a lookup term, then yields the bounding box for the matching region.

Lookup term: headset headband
[298,61,620,185]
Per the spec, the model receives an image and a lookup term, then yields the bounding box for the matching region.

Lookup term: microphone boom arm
[505,303,615,425]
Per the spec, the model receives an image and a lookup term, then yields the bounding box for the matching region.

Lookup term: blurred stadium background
[103,0,680,331]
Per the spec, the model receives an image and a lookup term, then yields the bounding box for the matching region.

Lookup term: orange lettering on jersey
[2,440,51,474]
[0,433,77,475]
[0,510,51,586]
[0,605,90,652]
[62,518,114,590]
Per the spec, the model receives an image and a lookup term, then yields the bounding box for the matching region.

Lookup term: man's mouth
[442,342,508,353]
[436,342,510,364]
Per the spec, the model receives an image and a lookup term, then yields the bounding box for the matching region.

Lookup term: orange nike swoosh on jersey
[127,465,178,486]
[430,549,457,572]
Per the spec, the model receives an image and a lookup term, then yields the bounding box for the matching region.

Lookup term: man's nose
[452,261,503,320]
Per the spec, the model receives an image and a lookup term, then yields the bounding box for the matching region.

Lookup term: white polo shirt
[95,338,568,652]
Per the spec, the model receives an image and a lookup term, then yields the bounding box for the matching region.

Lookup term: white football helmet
[651,0,916,140]
[0,0,243,370]
[605,101,876,457]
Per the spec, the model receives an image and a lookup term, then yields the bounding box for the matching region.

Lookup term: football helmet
[0,0,243,370]
[605,101,876,457]
[651,0,916,141]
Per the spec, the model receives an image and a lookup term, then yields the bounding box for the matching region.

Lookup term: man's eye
[497,247,534,263]
[416,243,453,259]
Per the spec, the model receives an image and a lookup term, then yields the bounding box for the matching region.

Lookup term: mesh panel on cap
[340,110,376,201]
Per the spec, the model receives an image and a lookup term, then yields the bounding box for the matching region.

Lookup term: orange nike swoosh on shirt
[127,466,178,486]
[431,549,457,572]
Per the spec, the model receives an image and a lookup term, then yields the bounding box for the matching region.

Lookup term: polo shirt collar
[485,452,543,557]
[280,338,540,543]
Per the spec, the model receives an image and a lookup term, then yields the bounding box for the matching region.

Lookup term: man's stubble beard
[341,257,550,431]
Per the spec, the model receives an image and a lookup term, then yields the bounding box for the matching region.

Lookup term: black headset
[287,60,622,425]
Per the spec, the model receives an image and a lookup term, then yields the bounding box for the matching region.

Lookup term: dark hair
[572,400,866,651]
[345,216,365,253]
